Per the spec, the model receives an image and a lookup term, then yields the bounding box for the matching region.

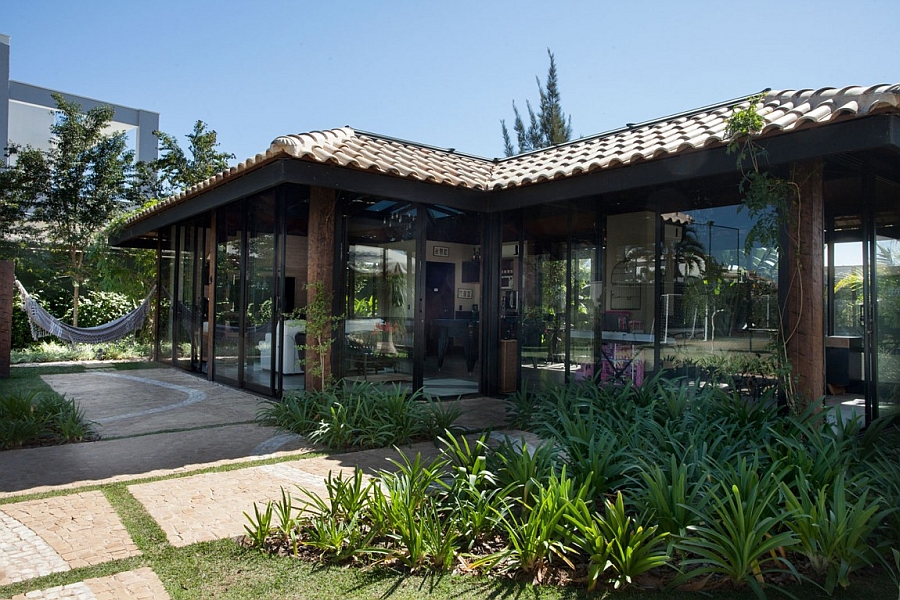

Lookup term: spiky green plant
[782,471,886,593]
[676,459,798,598]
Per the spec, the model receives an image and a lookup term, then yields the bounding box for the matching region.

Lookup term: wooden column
[306,186,337,391]
[784,159,825,408]
[0,261,13,378]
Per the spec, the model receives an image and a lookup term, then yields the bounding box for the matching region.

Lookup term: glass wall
[599,211,656,382]
[520,205,569,387]
[242,194,277,392]
[214,202,244,385]
[423,206,482,397]
[661,205,778,376]
[343,199,417,389]
[173,226,207,371]
[498,200,775,394]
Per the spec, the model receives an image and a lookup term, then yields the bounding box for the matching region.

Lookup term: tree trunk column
[0,261,14,378]
[306,186,337,391]
[784,159,825,408]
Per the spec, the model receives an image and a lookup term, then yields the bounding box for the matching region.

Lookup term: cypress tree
[500,49,573,156]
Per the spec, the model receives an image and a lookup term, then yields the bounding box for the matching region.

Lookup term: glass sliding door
[423,206,482,397]
[213,202,244,385]
[826,203,900,423]
[280,197,310,392]
[873,216,900,419]
[343,199,417,389]
[174,225,206,372]
[242,194,278,394]
[520,205,570,388]
[568,209,600,383]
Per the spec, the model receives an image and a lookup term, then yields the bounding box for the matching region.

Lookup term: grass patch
[103,484,170,554]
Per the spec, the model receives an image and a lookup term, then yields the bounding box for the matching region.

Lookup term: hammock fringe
[14,280,156,345]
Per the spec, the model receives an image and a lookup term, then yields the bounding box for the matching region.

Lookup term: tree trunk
[306,186,336,391]
[783,159,825,411]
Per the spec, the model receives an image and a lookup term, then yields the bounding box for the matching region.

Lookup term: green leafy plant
[478,470,581,582]
[258,382,453,451]
[782,471,886,593]
[565,494,613,590]
[676,459,798,598]
[635,455,708,537]
[243,500,275,549]
[490,437,558,507]
[272,487,300,556]
[299,469,373,523]
[596,491,670,589]
[0,391,96,449]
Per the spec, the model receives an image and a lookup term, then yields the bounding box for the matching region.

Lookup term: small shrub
[257,382,460,451]
[0,391,96,449]
[782,471,887,593]
[676,458,799,597]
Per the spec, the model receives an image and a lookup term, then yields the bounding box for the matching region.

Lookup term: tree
[135,120,234,199]
[4,94,134,326]
[501,49,573,156]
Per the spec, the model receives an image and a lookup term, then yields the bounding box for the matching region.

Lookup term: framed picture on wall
[457,288,473,299]
[433,246,449,257]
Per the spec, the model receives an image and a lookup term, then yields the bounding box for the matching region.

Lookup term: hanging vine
[726,95,798,254]
[725,95,807,411]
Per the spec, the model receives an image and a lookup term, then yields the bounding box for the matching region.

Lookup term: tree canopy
[501,49,573,156]
[135,120,234,199]
[2,93,134,325]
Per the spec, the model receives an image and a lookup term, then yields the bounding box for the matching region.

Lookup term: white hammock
[15,280,156,345]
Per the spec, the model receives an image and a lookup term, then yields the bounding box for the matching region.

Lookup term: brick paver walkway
[0,492,139,586]
[4,567,168,599]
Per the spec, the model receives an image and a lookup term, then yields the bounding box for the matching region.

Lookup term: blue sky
[5,0,899,163]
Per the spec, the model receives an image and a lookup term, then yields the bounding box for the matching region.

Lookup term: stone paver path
[4,567,168,599]
[0,492,139,586]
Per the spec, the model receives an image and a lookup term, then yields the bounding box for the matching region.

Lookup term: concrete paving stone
[129,465,307,546]
[128,439,447,547]
[0,492,139,585]
[40,368,266,439]
[3,567,169,600]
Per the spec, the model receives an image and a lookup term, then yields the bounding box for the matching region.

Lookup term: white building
[1,33,158,164]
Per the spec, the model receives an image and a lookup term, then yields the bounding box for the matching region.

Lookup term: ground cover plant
[0,390,96,449]
[244,376,900,598]
[11,337,152,363]
[256,381,462,450]
[0,361,158,450]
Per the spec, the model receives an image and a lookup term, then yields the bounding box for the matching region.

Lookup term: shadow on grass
[345,567,585,600]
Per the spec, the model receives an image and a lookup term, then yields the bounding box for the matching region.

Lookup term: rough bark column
[306,186,337,391]
[784,159,825,408]
[0,261,13,378]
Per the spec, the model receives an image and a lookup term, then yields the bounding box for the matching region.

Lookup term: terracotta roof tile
[120,84,900,231]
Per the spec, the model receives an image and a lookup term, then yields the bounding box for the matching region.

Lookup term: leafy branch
[726,95,797,254]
